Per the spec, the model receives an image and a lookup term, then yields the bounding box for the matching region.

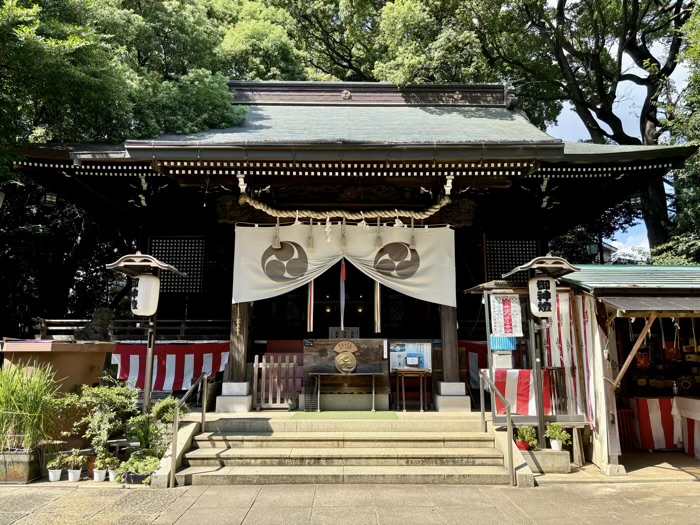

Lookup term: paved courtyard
[1,481,700,525]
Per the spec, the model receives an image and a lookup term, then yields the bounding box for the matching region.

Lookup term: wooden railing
[252,354,298,410]
[32,318,230,342]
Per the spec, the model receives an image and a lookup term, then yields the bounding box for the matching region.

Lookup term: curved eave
[557,143,698,165]
[122,140,564,163]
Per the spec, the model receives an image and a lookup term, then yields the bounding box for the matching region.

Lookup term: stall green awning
[600,296,700,318]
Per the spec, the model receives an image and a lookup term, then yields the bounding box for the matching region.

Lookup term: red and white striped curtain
[488,369,555,416]
[544,293,582,416]
[630,397,679,451]
[111,343,229,391]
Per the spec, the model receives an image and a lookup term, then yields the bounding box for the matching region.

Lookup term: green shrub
[115,454,161,485]
[126,414,168,457]
[151,396,188,424]
[60,375,138,456]
[0,362,62,452]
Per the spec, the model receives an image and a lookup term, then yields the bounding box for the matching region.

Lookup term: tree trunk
[641,177,671,248]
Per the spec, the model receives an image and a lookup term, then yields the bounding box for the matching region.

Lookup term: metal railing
[479,370,515,486]
[169,372,208,488]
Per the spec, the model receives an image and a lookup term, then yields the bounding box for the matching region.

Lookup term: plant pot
[48,469,62,482]
[125,472,149,484]
[515,440,530,451]
[108,469,117,482]
[67,469,82,482]
[87,455,96,477]
[0,450,41,483]
[550,439,563,451]
[93,469,107,482]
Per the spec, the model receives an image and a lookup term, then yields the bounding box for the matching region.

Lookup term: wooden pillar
[440,305,459,382]
[226,302,250,383]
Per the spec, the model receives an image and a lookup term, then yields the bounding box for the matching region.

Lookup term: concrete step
[193,431,495,449]
[184,447,504,467]
[175,465,511,486]
[207,418,484,433]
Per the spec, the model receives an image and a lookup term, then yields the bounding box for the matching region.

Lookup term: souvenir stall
[559,266,700,467]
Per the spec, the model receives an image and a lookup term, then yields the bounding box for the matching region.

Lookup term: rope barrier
[238,193,451,220]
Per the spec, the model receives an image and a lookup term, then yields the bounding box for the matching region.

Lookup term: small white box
[492,352,514,369]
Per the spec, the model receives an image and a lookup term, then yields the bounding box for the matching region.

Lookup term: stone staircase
[175,414,511,485]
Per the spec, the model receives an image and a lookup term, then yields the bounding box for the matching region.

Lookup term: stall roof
[600,296,700,315]
[559,265,700,295]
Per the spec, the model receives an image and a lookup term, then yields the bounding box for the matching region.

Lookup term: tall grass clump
[0,362,62,452]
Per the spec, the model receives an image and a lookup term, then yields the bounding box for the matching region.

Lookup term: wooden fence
[252,354,298,410]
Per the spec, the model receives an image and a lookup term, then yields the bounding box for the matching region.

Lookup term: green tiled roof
[151,105,558,145]
[560,265,700,293]
[561,143,697,163]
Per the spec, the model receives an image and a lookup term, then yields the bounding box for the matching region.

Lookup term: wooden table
[308,372,384,412]
[395,368,431,412]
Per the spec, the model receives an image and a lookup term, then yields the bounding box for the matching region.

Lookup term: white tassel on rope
[307,218,314,249]
[272,218,281,249]
[341,219,347,249]
[375,218,383,247]
[409,218,416,249]
[325,215,332,243]
[358,211,370,229]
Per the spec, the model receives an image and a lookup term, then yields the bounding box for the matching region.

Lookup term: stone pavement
[1,481,700,525]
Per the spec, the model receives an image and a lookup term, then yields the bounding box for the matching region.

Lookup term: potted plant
[93,453,110,482]
[62,449,86,482]
[116,454,161,485]
[515,426,538,451]
[46,454,64,482]
[0,362,62,483]
[103,456,121,482]
[544,423,572,451]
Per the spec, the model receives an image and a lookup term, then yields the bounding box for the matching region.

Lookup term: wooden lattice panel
[150,237,205,293]
[485,239,539,281]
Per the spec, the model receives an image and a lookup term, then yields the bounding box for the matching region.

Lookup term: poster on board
[389,341,432,371]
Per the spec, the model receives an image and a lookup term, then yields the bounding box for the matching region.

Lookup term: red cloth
[630,398,679,451]
[486,369,554,416]
[112,343,229,390]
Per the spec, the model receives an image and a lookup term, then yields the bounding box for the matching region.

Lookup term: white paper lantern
[131,274,160,316]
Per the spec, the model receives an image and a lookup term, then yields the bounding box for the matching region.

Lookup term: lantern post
[107,253,186,412]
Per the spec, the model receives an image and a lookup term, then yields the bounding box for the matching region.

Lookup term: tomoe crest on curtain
[233,223,456,307]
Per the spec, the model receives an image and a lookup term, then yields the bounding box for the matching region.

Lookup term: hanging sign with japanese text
[528,276,556,318]
[489,294,524,337]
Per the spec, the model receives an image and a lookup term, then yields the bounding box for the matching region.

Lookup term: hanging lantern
[130,273,160,316]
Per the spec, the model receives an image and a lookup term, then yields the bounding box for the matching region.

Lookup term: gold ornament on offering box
[333,341,359,373]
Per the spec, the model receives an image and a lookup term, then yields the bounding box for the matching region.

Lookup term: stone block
[221,382,250,396]
[215,395,253,413]
[522,450,570,474]
[434,394,471,412]
[437,382,466,396]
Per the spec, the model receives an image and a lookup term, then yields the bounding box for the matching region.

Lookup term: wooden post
[440,305,459,382]
[569,292,589,417]
[611,313,657,389]
[227,302,251,383]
